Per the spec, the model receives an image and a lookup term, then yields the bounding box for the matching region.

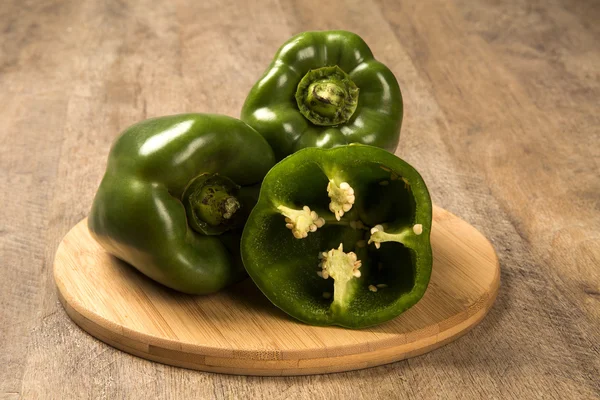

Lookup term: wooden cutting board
[53,205,499,376]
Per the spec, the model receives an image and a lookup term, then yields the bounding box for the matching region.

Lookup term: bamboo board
[53,205,499,376]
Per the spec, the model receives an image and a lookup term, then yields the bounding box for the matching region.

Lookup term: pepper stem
[295,66,359,126]
[195,184,241,226]
[182,174,241,235]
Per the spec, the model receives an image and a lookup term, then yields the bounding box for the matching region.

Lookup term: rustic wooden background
[1,0,598,398]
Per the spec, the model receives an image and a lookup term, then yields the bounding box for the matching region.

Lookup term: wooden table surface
[1,0,598,398]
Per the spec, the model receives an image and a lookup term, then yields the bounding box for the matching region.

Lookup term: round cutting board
[54,206,499,376]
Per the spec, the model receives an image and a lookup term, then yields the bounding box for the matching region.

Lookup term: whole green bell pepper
[89,114,276,294]
[241,145,432,328]
[241,30,403,160]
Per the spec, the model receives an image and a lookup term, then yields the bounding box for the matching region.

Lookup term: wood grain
[0,0,598,398]
[53,206,499,376]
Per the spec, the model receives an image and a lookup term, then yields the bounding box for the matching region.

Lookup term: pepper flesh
[241,144,432,328]
[241,30,403,160]
[88,114,275,294]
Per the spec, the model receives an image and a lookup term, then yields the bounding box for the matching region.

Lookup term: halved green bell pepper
[89,114,275,294]
[241,145,432,328]
[241,30,403,160]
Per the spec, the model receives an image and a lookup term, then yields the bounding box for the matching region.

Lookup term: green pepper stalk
[182,174,243,235]
[295,66,359,126]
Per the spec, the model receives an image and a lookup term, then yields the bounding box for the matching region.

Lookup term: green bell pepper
[241,145,432,328]
[89,114,276,294]
[241,30,403,160]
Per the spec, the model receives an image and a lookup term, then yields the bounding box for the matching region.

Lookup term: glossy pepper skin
[89,114,276,294]
[241,30,403,160]
[241,145,432,328]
